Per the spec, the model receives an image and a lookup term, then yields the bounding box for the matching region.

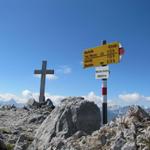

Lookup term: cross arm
[34,70,42,74]
[46,70,54,74]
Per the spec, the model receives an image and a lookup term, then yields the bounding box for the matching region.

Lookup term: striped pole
[102,78,107,124]
[102,40,108,124]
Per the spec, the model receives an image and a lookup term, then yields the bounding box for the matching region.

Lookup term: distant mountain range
[108,106,130,121]
[108,105,150,122]
[0,99,24,107]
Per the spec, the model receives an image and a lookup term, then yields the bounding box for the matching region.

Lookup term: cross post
[34,60,54,104]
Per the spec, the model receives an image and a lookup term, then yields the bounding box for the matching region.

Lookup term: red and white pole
[101,40,108,124]
[102,78,107,124]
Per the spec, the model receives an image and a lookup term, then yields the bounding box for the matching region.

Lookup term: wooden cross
[34,60,54,104]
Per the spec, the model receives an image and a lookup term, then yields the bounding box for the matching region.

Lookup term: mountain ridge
[0,99,24,107]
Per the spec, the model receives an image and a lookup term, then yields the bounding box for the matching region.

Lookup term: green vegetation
[0,127,12,134]
[6,143,15,150]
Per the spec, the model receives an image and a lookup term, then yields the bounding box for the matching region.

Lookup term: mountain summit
[0,97,150,150]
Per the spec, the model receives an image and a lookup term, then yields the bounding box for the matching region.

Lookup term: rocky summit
[0,103,53,150]
[29,97,101,150]
[0,97,150,150]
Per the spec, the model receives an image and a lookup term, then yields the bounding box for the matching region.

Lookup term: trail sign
[83,42,120,68]
[95,66,109,79]
[83,40,125,125]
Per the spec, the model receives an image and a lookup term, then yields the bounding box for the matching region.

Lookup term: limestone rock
[121,142,137,150]
[28,115,46,124]
[14,133,33,150]
[51,105,150,150]
[46,98,55,109]
[0,106,51,150]
[1,98,150,150]
[127,105,150,122]
[111,131,126,150]
[26,98,40,108]
[30,97,101,149]
[0,139,7,150]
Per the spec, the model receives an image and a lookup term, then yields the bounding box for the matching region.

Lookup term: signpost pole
[102,40,108,124]
[83,40,124,124]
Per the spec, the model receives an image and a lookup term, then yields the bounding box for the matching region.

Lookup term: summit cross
[34,60,54,104]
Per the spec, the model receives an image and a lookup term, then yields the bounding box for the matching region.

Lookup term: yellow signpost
[83,40,125,125]
[83,42,120,68]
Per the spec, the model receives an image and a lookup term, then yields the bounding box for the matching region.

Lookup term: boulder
[30,97,101,149]
[46,98,55,109]
[26,98,40,108]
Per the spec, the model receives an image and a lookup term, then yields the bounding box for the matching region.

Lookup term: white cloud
[45,93,65,106]
[118,92,150,103]
[47,75,58,80]
[0,93,28,104]
[83,91,118,108]
[0,90,38,104]
[0,93,19,102]
[118,93,141,102]
[0,90,106,107]
[22,90,33,98]
[83,91,102,107]
[56,65,72,74]
[1,90,149,107]
[0,90,65,105]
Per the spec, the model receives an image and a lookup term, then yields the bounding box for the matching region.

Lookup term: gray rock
[123,130,135,142]
[2,98,150,150]
[100,134,106,146]
[111,131,126,150]
[127,105,150,121]
[30,97,101,149]
[48,137,65,150]
[27,98,40,108]
[111,138,126,150]
[0,139,7,150]
[71,131,87,139]
[46,98,55,109]
[121,142,137,150]
[0,133,4,139]
[28,115,46,124]
[14,133,33,150]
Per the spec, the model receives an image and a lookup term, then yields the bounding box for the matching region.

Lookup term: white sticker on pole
[95,66,109,79]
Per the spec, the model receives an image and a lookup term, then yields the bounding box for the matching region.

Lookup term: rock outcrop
[29,97,101,150]
[26,98,40,108]
[1,97,150,150]
[51,105,149,150]
[0,106,52,150]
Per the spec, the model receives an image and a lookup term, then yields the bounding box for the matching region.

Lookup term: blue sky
[0,0,150,106]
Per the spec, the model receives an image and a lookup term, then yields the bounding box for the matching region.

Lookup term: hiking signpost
[83,40,125,124]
